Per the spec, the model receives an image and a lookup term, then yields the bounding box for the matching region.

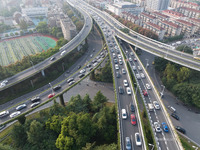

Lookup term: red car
[134,58,137,62]
[143,90,148,96]
[48,93,55,98]
[131,114,137,125]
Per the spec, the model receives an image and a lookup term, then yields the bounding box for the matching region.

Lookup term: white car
[129,58,132,62]
[153,101,160,110]
[10,111,21,118]
[80,69,86,74]
[122,68,126,74]
[118,54,122,59]
[119,59,123,65]
[140,73,145,78]
[138,66,142,71]
[60,50,66,56]
[130,52,134,56]
[31,102,40,108]
[146,83,151,90]
[122,109,127,119]
[136,74,141,79]
[132,66,136,71]
[154,122,162,133]
[123,79,129,87]
[135,133,142,146]
[115,64,119,70]
[126,87,131,95]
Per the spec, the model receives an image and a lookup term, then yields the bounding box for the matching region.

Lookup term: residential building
[162,10,186,20]
[170,0,200,10]
[189,18,200,33]
[22,7,48,18]
[146,0,170,11]
[174,19,196,36]
[60,17,77,41]
[152,12,170,21]
[143,22,165,40]
[158,20,181,37]
[139,12,157,24]
[178,7,200,19]
[106,2,143,16]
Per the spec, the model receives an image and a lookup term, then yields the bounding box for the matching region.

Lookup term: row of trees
[0,23,12,33]
[90,59,113,83]
[154,57,200,108]
[106,10,158,40]
[2,92,118,150]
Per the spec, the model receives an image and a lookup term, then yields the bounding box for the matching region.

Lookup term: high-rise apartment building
[146,0,170,11]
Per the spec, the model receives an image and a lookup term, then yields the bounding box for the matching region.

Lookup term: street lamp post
[148,143,154,150]
[49,83,54,94]
[181,45,187,57]
[30,61,35,71]
[160,85,165,97]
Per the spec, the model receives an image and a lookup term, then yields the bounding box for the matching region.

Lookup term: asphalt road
[0,26,103,124]
[0,6,93,91]
[138,50,200,145]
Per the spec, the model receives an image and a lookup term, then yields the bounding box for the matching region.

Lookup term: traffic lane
[139,50,200,144]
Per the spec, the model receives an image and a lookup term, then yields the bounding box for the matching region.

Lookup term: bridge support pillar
[59,94,65,106]
[41,70,45,77]
[135,46,138,51]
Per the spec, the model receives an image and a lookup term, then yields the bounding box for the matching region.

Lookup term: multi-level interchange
[0,0,200,150]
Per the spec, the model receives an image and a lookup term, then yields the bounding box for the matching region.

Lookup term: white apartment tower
[146,0,170,11]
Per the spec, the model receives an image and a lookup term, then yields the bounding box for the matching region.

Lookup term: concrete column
[41,70,45,77]
[59,94,65,106]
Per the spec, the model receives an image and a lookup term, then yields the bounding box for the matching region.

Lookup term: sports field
[0,34,57,66]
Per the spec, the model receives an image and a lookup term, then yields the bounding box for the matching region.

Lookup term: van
[148,103,154,111]
[122,109,127,119]
[168,106,176,113]
[0,111,9,118]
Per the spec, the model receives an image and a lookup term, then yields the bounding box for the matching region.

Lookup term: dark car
[171,113,179,120]
[53,85,61,91]
[79,73,85,78]
[86,64,91,68]
[16,104,27,111]
[176,126,186,134]
[50,57,55,61]
[116,72,120,78]
[130,104,135,112]
[77,65,81,69]
[30,96,40,103]
[67,78,74,83]
[119,86,124,94]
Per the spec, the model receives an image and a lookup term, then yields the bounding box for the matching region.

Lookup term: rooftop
[153,12,169,18]
[163,10,185,17]
[162,20,180,28]
[180,7,200,13]
[113,2,137,8]
[176,19,194,26]
[146,22,164,30]
[141,12,156,19]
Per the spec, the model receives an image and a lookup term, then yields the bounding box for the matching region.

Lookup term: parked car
[10,111,21,118]
[171,113,179,120]
[154,122,162,132]
[161,122,169,132]
[30,96,40,103]
[175,126,186,134]
[31,102,40,108]
[48,93,55,98]
[16,104,27,111]
[53,85,61,91]
[125,137,132,150]
[131,114,137,125]
[135,133,142,146]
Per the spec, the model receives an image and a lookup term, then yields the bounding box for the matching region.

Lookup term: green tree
[36,21,49,33]
[10,32,14,36]
[11,124,27,148]
[154,57,169,72]
[20,30,24,35]
[27,120,44,145]
[15,32,19,35]
[5,34,9,37]
[92,91,108,112]
[93,143,118,150]
[29,29,33,34]
[46,115,63,134]
[82,94,92,112]
[0,144,15,150]
[177,67,191,83]
[18,115,26,124]
[19,20,28,30]
[163,63,177,88]
[176,45,193,54]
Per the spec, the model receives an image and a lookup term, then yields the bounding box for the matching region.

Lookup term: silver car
[126,137,132,150]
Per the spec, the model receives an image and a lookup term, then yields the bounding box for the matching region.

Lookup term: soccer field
[0,35,57,66]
